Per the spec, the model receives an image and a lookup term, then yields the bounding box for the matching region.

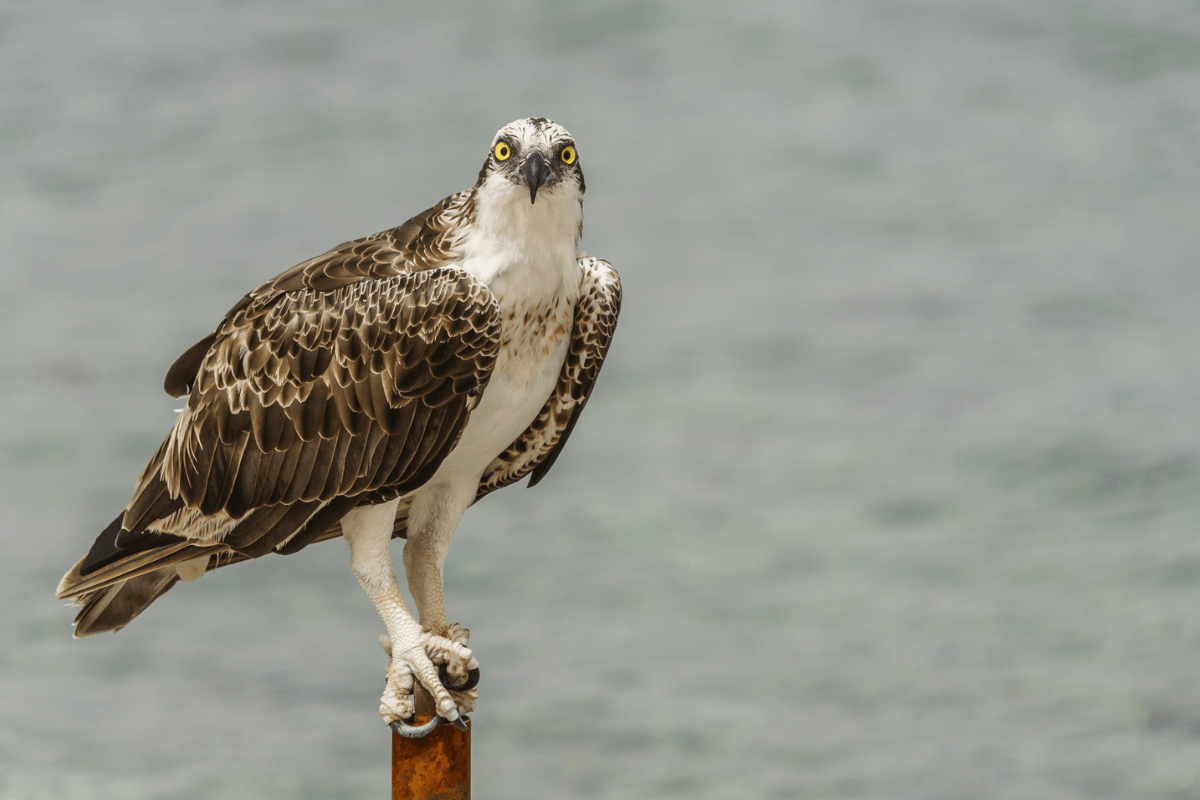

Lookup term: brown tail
[67,567,184,637]
[58,500,414,637]
[56,512,219,637]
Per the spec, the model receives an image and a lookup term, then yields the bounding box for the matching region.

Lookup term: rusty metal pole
[391,685,471,800]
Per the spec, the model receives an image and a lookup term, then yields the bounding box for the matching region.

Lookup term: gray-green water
[4,2,1200,797]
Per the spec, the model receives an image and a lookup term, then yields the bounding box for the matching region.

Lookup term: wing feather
[57,188,479,631]
[227,434,263,519]
[160,268,499,520]
[159,190,471,399]
[59,199,499,614]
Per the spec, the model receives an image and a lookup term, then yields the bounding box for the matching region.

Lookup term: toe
[378,657,416,724]
[379,629,479,725]
[403,644,460,722]
[447,684,478,715]
[426,636,475,687]
[444,622,471,646]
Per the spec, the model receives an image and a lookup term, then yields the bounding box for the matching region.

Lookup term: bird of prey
[57,117,621,733]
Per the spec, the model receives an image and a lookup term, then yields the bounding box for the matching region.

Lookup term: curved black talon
[438,664,481,693]
[391,715,441,739]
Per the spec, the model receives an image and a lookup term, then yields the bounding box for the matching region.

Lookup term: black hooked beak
[522,151,548,204]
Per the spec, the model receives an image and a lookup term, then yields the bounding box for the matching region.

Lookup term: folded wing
[58,264,500,627]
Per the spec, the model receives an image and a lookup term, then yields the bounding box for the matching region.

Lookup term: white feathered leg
[402,481,479,709]
[403,482,473,634]
[342,497,474,725]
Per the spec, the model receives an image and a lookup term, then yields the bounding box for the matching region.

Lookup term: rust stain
[392,688,471,800]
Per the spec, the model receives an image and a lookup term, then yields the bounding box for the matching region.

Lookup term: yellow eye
[494,141,511,161]
[560,145,577,165]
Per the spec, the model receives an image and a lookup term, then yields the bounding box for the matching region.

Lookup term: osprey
[56,118,621,733]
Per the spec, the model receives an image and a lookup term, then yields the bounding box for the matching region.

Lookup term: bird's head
[475,117,586,206]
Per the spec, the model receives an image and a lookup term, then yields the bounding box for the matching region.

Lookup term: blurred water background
[3,1,1200,797]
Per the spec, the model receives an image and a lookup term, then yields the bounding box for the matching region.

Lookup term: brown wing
[164,191,472,398]
[56,194,495,636]
[294,257,620,545]
[475,256,621,502]
[59,266,499,604]
[140,265,499,529]
[162,266,494,513]
[278,256,619,551]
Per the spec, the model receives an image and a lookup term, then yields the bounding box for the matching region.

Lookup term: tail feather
[58,492,399,637]
[71,568,182,637]
[57,539,222,601]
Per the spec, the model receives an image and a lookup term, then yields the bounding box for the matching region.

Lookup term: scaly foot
[378,629,478,728]
[436,622,480,709]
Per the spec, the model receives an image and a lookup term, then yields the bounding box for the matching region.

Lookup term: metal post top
[391,685,471,800]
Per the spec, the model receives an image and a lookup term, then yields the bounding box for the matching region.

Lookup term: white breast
[424,180,582,488]
[433,297,572,483]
